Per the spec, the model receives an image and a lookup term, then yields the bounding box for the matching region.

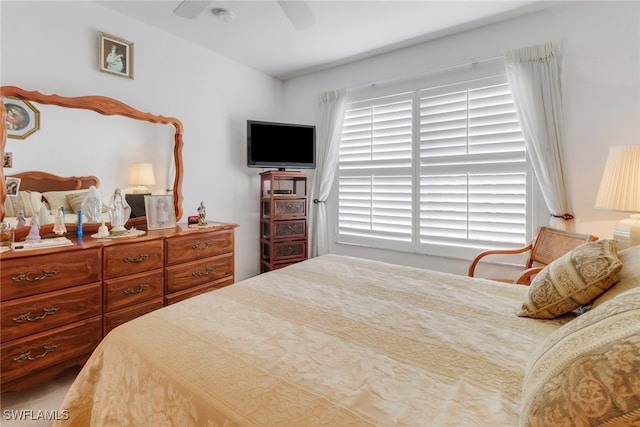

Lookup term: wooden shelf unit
[260,171,308,272]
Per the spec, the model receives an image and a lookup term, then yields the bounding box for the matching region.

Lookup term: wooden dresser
[0,222,237,392]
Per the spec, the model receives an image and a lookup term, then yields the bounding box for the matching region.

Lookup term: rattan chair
[468,226,598,285]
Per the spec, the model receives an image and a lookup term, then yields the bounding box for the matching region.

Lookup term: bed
[54,243,640,426]
[2,171,107,231]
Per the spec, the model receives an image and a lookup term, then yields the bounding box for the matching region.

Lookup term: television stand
[259,171,308,273]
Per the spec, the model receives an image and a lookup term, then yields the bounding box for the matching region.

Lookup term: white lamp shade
[595,145,640,249]
[129,163,156,186]
[595,145,640,212]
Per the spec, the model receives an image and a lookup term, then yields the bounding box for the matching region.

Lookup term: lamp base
[131,186,151,194]
[613,214,640,250]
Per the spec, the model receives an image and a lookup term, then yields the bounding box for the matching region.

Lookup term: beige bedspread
[55,255,571,427]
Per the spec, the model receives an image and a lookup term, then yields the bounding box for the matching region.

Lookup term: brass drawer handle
[191,242,213,251]
[123,284,149,295]
[13,344,59,362]
[124,254,148,263]
[12,270,58,283]
[192,267,213,277]
[13,308,60,323]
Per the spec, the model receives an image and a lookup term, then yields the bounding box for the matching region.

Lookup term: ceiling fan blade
[277,0,316,31]
[173,0,212,19]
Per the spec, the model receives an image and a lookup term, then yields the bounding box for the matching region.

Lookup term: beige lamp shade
[129,163,156,194]
[595,145,640,248]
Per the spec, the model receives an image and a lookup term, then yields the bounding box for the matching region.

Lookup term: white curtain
[505,41,574,230]
[310,89,347,257]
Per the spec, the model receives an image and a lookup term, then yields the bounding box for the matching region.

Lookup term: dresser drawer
[1,248,101,301]
[166,229,234,265]
[165,278,233,305]
[104,239,164,279]
[1,317,102,384]
[165,252,233,293]
[104,270,163,312]
[103,298,163,335]
[1,283,102,343]
[262,239,307,263]
[262,219,307,241]
[262,198,307,219]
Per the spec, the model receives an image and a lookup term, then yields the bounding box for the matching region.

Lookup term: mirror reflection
[0,86,184,237]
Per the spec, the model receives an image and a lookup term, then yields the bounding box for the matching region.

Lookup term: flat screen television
[247,120,316,170]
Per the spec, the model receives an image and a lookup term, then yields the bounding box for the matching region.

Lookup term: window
[337,74,527,255]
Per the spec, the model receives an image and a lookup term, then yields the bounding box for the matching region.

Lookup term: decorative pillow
[66,192,87,213]
[42,190,87,212]
[3,190,42,217]
[520,287,640,427]
[518,240,622,319]
[591,245,640,309]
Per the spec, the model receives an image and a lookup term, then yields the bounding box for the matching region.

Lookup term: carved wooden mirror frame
[0,86,184,236]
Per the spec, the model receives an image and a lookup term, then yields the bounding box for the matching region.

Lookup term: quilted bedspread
[54,254,571,426]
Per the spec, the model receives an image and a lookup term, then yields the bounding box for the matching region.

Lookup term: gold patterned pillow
[42,190,86,212]
[66,192,87,213]
[520,287,640,427]
[591,245,640,309]
[518,240,622,319]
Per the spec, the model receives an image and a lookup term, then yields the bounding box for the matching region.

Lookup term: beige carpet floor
[0,367,79,427]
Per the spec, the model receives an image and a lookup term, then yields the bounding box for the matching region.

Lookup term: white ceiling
[98,0,554,81]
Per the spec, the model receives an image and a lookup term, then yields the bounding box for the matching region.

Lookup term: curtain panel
[505,41,574,230]
[310,89,347,257]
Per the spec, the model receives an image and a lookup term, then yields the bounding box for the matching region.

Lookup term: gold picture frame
[4,97,40,139]
[98,32,134,79]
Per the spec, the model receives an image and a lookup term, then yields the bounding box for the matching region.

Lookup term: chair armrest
[514,266,543,285]
[467,244,533,278]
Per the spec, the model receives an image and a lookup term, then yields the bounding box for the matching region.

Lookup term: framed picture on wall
[144,195,176,230]
[3,97,40,139]
[5,177,21,197]
[98,31,134,79]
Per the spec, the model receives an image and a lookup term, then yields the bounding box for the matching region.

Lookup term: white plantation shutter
[339,93,414,247]
[338,75,527,252]
[419,76,526,247]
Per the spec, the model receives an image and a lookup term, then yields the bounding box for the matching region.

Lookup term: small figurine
[25,215,41,242]
[197,201,206,226]
[107,188,131,232]
[39,204,49,225]
[16,210,26,228]
[53,206,67,235]
[82,185,103,222]
[96,220,110,238]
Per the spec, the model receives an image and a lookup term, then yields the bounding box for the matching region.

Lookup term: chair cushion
[517,240,621,319]
[520,287,640,426]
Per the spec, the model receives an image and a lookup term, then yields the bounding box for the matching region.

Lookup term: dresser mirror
[0,86,184,237]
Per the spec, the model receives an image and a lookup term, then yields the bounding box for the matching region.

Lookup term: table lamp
[595,145,640,248]
[128,163,156,194]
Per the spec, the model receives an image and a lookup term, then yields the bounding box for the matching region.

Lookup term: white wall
[2,1,638,279]
[0,1,285,280]
[283,1,640,275]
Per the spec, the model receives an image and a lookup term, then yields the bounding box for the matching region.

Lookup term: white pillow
[591,245,640,308]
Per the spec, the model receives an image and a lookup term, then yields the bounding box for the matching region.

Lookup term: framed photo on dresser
[144,195,176,230]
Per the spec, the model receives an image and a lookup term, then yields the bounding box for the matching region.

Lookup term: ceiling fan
[173,0,316,31]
